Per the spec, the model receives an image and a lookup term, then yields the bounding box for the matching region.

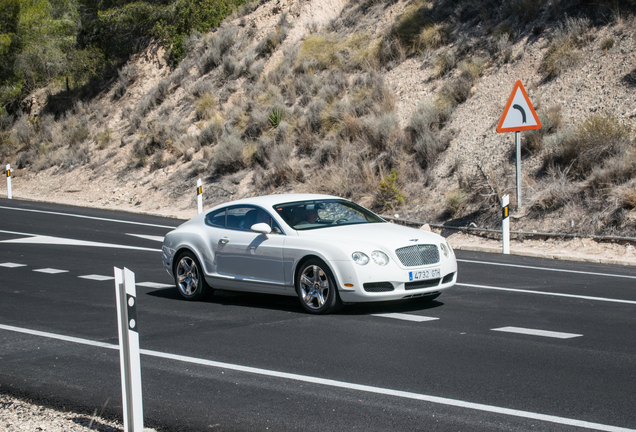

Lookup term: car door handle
[220,237,230,244]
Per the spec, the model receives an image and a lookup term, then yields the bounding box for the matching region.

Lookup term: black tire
[174,251,212,301]
[295,259,342,314]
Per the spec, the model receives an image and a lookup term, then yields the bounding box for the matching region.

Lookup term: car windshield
[273,199,384,230]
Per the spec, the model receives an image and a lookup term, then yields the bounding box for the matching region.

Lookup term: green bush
[268,108,283,129]
[376,169,405,211]
[444,188,467,218]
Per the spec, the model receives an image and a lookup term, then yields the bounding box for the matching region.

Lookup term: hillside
[2,0,636,239]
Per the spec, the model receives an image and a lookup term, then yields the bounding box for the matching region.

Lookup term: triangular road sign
[496,80,541,133]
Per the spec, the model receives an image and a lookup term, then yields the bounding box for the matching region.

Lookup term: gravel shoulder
[0,394,129,432]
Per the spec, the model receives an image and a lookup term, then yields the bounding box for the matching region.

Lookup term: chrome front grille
[395,245,440,267]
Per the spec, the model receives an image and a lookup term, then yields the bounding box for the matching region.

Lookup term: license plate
[409,268,441,281]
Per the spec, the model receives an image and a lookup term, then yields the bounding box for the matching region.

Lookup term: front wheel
[174,252,212,300]
[296,259,342,314]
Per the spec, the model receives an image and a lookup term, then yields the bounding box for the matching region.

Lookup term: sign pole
[496,80,541,212]
[515,131,521,209]
[6,164,11,199]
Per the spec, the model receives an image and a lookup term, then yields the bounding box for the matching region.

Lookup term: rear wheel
[296,259,342,314]
[174,252,212,300]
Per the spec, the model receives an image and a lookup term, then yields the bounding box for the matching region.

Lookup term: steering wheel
[333,218,348,225]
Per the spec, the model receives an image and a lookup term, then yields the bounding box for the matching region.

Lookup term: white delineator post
[502,195,510,255]
[6,164,11,199]
[197,178,203,214]
[114,267,144,432]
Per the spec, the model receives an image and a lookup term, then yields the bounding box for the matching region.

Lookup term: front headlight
[440,242,450,258]
[352,251,369,265]
[371,250,389,266]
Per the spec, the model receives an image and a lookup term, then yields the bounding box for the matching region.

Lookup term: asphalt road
[1,197,635,432]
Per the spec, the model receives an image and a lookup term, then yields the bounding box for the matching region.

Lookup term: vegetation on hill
[1,0,636,237]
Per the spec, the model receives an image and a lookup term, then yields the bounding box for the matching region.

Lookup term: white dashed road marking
[136,282,173,289]
[33,268,69,274]
[78,274,115,281]
[0,262,26,268]
[492,327,583,339]
[372,313,439,322]
[126,233,165,242]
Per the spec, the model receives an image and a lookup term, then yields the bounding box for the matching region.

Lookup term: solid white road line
[457,259,636,280]
[0,262,26,268]
[0,323,633,432]
[371,313,439,322]
[492,326,583,339]
[78,274,115,281]
[0,205,177,229]
[456,283,636,305]
[33,268,68,274]
[0,230,161,252]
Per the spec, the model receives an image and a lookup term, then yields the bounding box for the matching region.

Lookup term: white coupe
[162,194,457,314]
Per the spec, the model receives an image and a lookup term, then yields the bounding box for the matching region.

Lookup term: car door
[210,205,286,289]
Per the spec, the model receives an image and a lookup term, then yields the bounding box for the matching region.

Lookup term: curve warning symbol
[512,104,526,123]
[497,81,541,133]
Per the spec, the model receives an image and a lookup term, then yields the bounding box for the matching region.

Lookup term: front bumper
[333,255,458,303]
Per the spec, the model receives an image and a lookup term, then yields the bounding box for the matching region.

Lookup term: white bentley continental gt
[162,194,457,314]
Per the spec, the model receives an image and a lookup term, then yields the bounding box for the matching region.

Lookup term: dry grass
[540,17,592,80]
[545,113,632,178]
[407,102,451,169]
[195,94,217,120]
[417,23,451,51]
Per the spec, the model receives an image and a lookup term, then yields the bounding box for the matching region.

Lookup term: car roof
[210,193,344,210]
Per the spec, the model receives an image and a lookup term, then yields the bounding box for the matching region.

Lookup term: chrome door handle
[220,237,229,244]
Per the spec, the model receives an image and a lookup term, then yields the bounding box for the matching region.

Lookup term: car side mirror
[251,223,272,235]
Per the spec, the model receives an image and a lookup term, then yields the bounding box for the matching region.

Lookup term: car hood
[296,222,445,251]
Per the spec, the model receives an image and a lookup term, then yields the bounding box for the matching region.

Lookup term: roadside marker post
[197,178,203,214]
[6,164,11,199]
[114,267,144,432]
[496,80,541,210]
[502,195,510,255]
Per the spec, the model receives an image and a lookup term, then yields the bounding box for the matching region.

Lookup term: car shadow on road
[339,298,444,316]
[146,287,444,316]
[145,288,304,313]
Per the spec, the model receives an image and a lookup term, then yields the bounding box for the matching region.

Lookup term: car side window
[205,208,226,227]
[223,206,283,233]
[205,206,283,233]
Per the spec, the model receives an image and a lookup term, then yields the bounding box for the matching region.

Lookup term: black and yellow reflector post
[502,194,510,254]
[196,178,203,214]
[5,164,11,199]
